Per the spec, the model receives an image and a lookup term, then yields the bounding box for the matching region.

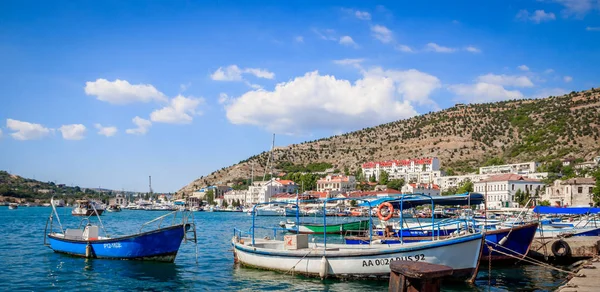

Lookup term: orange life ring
[377,202,394,221]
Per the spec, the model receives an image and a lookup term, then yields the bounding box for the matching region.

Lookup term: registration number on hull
[103,243,122,249]
[362,254,425,267]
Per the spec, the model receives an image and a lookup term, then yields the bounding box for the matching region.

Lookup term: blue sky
[1,1,599,192]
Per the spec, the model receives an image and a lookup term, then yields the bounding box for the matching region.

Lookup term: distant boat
[284,219,371,234]
[72,200,104,216]
[45,200,197,262]
[8,203,18,210]
[106,205,122,212]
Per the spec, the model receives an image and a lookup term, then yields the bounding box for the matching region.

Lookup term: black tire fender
[551,239,571,257]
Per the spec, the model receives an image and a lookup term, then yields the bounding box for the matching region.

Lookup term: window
[578,187,583,193]
[590,187,594,194]
[511,184,515,191]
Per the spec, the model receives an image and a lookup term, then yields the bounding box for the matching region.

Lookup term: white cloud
[84,79,168,105]
[94,124,117,137]
[587,26,600,31]
[295,36,304,43]
[354,10,371,20]
[449,83,524,103]
[6,119,51,140]
[333,58,364,66]
[395,44,414,53]
[517,9,556,23]
[313,28,337,41]
[339,35,358,47]
[218,93,230,104]
[518,65,530,71]
[150,95,205,124]
[477,73,534,87]
[425,43,456,53]
[125,116,152,135]
[371,25,393,43]
[59,124,86,140]
[544,68,555,74]
[564,76,573,82]
[224,68,441,133]
[554,0,597,17]
[532,88,569,99]
[211,65,274,81]
[465,46,481,53]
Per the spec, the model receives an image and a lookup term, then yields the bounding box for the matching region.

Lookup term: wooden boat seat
[65,229,84,240]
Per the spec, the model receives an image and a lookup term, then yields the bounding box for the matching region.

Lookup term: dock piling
[388,261,453,292]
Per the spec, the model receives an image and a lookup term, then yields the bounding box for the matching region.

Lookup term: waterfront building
[362,157,441,183]
[247,178,297,204]
[473,174,545,209]
[316,175,356,192]
[479,161,539,175]
[191,185,232,199]
[223,190,248,206]
[437,174,489,191]
[108,194,126,206]
[401,183,441,197]
[542,178,596,207]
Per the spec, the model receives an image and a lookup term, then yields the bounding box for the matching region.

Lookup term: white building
[223,190,248,206]
[316,175,356,192]
[109,194,126,206]
[473,174,545,209]
[191,185,232,200]
[401,183,441,197]
[247,178,298,204]
[362,157,441,183]
[437,174,489,191]
[479,161,539,175]
[542,178,596,207]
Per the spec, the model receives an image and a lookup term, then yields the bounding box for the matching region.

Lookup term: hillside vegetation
[177,88,600,196]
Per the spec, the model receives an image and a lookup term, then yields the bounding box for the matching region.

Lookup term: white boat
[232,233,483,280]
[72,200,104,216]
[8,203,18,210]
[254,205,285,216]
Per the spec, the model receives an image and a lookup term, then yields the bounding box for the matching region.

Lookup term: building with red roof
[316,175,356,192]
[361,157,441,184]
[473,174,545,209]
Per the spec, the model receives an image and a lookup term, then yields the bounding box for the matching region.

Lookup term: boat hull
[233,233,483,281]
[47,224,189,262]
[72,209,104,216]
[286,220,371,234]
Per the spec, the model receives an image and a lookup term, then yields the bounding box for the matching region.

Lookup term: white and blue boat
[232,195,484,281]
[534,206,600,238]
[44,198,197,262]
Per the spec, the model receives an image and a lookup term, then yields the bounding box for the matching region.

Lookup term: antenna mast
[149,175,153,198]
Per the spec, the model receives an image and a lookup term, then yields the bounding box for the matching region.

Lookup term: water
[0,207,569,291]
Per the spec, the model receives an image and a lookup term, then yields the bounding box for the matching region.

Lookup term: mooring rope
[490,246,577,275]
[284,249,314,275]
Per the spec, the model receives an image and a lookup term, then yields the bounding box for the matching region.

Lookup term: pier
[557,257,600,292]
[528,237,600,260]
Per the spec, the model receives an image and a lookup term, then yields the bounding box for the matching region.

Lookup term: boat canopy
[533,206,600,215]
[358,192,485,209]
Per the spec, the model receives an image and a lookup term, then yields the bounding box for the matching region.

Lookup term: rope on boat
[284,249,313,276]
[485,239,578,275]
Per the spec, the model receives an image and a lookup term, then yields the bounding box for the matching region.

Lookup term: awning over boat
[533,206,600,215]
[358,193,485,209]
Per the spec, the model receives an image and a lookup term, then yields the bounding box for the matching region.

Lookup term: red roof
[362,157,437,168]
[480,174,541,183]
[408,183,440,190]
[271,193,296,199]
[317,175,351,184]
[276,179,296,185]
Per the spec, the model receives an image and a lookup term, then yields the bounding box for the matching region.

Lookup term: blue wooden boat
[44,198,196,262]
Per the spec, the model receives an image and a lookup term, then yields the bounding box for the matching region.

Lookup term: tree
[379,171,389,185]
[344,166,350,176]
[369,174,376,183]
[222,200,229,208]
[442,186,458,196]
[350,200,357,207]
[206,189,215,205]
[539,200,551,206]
[456,179,474,194]
[387,179,405,192]
[593,170,600,206]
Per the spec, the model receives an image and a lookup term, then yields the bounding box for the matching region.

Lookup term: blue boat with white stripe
[44,198,197,262]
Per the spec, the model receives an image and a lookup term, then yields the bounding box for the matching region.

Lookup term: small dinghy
[45,198,197,262]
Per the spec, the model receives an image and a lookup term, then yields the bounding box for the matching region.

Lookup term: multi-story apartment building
[401,183,441,197]
[362,157,440,183]
[473,174,545,209]
[223,190,248,206]
[316,175,356,192]
[479,162,539,175]
[542,178,596,207]
[246,178,298,204]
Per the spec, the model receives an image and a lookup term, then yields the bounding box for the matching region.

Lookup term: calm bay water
[0,207,568,291]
